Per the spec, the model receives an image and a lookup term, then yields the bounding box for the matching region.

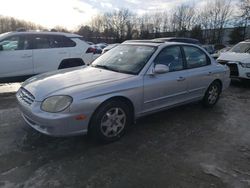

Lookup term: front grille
[227,64,239,76]
[17,88,35,105]
[217,60,239,77]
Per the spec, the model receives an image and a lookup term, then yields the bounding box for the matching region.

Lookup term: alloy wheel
[208,85,219,104]
[100,107,126,138]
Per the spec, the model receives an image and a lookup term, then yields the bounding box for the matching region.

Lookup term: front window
[91,44,156,75]
[0,35,31,51]
[230,42,250,53]
[154,46,184,72]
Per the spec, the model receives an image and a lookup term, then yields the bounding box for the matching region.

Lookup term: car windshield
[91,44,156,75]
[230,42,250,53]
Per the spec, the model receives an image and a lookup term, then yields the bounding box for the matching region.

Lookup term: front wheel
[203,81,221,107]
[89,100,132,143]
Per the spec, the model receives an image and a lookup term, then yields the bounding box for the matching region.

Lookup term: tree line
[0,15,45,33]
[77,0,249,44]
[0,0,249,44]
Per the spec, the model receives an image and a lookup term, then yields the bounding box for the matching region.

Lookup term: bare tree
[239,0,250,39]
[75,0,236,43]
[151,12,163,37]
[197,0,232,43]
[162,12,169,32]
[171,4,195,36]
[0,15,45,34]
[110,9,133,41]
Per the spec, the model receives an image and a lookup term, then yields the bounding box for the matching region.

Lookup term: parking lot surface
[0,81,250,188]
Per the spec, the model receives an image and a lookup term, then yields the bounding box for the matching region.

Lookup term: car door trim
[144,90,188,104]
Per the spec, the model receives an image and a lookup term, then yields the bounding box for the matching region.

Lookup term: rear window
[32,34,76,49]
[183,46,211,68]
[51,35,76,48]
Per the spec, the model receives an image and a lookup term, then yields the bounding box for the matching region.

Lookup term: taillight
[86,47,96,54]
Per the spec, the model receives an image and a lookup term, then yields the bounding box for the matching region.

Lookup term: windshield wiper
[92,64,123,73]
[92,64,136,75]
[92,64,112,71]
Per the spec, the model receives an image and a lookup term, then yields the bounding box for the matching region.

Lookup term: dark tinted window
[183,46,210,68]
[155,46,184,72]
[50,35,76,48]
[33,35,50,49]
[0,35,32,51]
[32,35,76,49]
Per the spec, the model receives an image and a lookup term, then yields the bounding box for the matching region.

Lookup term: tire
[89,100,132,143]
[240,78,250,85]
[203,81,221,107]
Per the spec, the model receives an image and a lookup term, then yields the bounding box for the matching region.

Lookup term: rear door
[143,45,189,113]
[0,34,33,78]
[182,45,215,99]
[32,34,71,74]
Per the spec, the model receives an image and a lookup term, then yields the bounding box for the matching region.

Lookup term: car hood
[22,66,134,101]
[218,52,250,63]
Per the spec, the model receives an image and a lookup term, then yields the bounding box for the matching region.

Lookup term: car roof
[1,31,82,38]
[123,40,164,46]
[154,37,199,41]
[153,37,201,45]
[123,40,201,48]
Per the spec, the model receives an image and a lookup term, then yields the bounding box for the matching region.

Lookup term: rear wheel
[89,100,132,143]
[203,81,221,107]
[240,78,250,85]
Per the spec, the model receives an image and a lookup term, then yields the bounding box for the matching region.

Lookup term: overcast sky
[0,0,237,30]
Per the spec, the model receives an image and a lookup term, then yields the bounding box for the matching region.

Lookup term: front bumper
[17,96,89,137]
[218,60,250,79]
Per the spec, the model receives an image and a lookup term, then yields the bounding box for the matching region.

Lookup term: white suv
[217,40,250,80]
[0,31,95,82]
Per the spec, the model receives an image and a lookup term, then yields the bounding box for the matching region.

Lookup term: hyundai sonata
[17,40,230,142]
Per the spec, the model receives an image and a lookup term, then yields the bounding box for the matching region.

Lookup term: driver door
[143,46,189,114]
[0,35,33,78]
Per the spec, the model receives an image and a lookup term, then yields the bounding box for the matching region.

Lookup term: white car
[217,40,250,80]
[0,31,95,82]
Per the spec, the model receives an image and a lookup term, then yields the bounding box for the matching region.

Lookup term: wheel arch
[88,96,135,129]
[212,79,223,92]
[58,58,85,69]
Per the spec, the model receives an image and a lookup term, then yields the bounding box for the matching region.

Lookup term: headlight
[41,95,73,113]
[239,62,250,68]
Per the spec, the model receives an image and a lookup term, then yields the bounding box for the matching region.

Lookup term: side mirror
[154,64,170,74]
[0,45,3,51]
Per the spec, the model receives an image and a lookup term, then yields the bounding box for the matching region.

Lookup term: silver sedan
[17,41,230,142]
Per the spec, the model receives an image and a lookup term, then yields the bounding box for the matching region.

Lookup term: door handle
[207,71,213,76]
[59,52,67,55]
[177,76,186,81]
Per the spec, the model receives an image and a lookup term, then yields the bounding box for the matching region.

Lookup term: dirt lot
[0,81,250,188]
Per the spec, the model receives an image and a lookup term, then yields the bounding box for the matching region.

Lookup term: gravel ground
[0,81,250,188]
